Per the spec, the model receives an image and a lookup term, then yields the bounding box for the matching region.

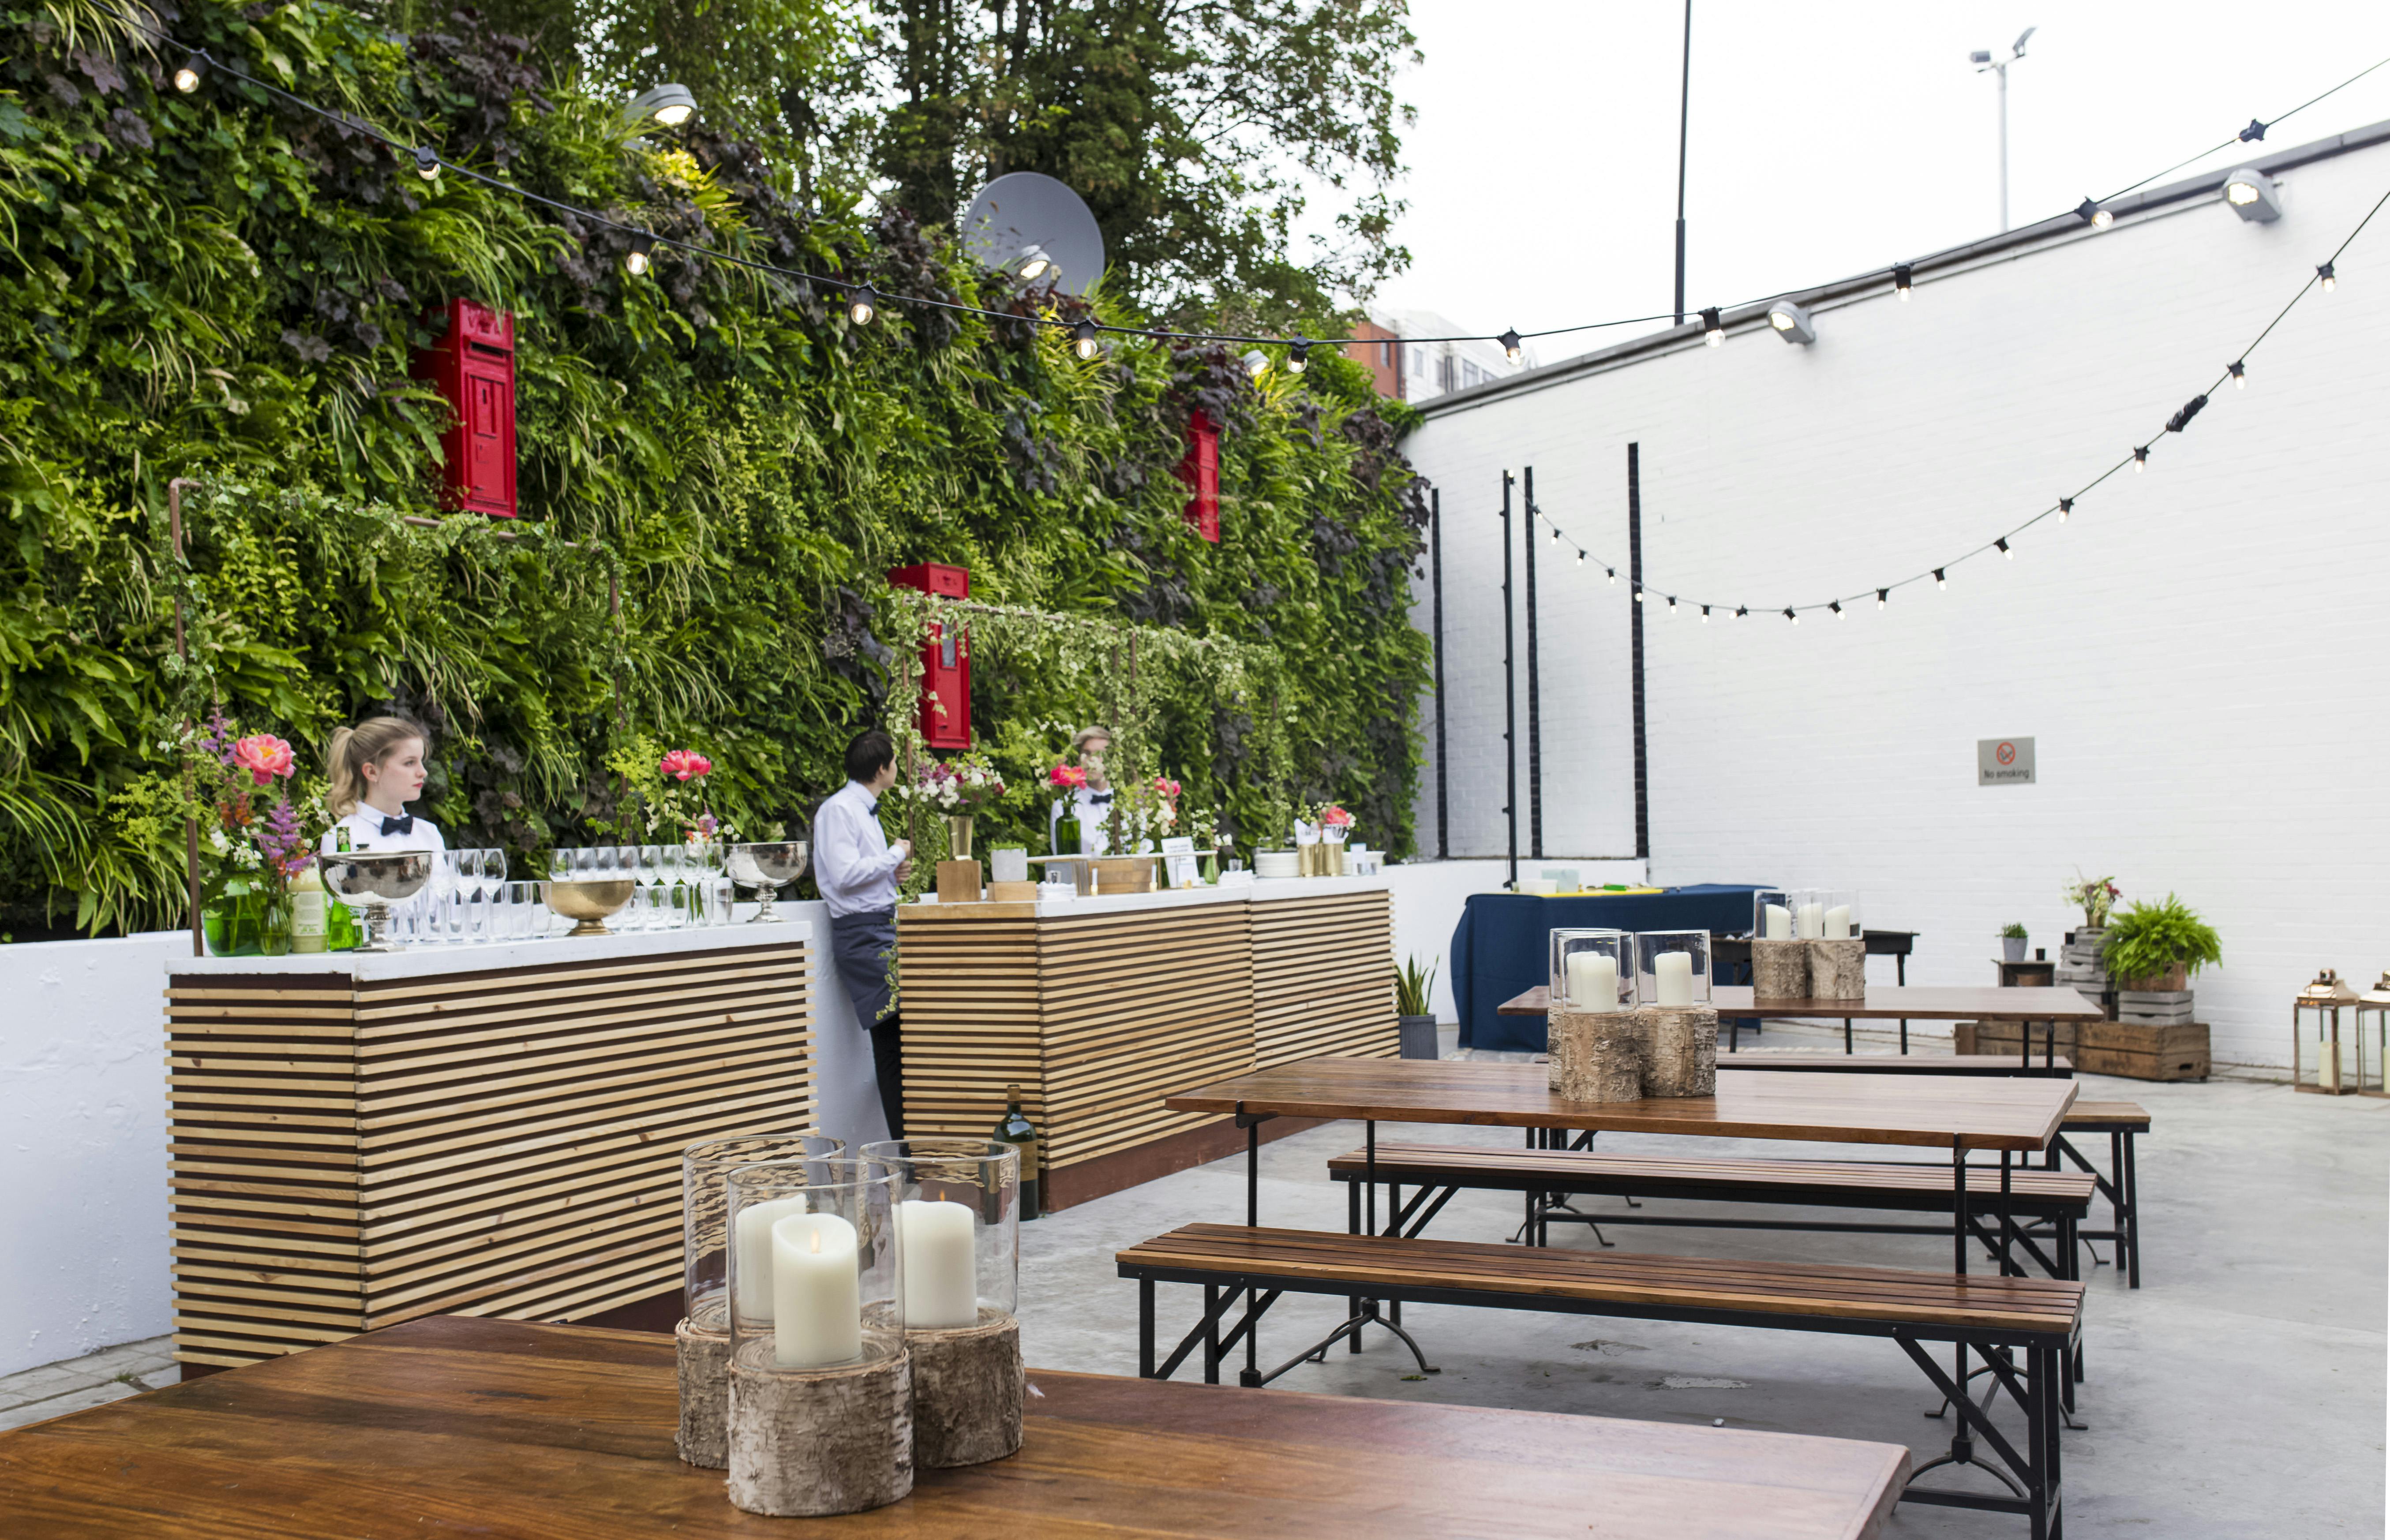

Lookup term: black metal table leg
[2000,1150,2015,1276]
[1844,1017,1853,1053]
[2122,1128,2141,1289]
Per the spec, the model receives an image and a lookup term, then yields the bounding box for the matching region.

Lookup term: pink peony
[1049,764,1086,789]
[660,749,713,781]
[1154,776,1181,798]
[1319,804,1353,828]
[231,734,296,786]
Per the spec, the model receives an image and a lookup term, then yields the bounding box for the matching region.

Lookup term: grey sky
[1371,1,2390,360]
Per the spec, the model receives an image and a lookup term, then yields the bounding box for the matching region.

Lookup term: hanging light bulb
[1499,327,1523,363]
[1786,608,1798,625]
[1549,524,1559,545]
[848,285,878,325]
[1700,307,1724,347]
[1892,262,1913,301]
[1575,549,1585,566]
[173,53,204,93]
[1666,596,1678,616]
[1934,568,1947,589]
[1071,320,1099,360]
[411,146,442,182]
[1633,587,1645,603]
[1701,605,1711,623]
[2058,498,2073,522]
[2229,360,2246,389]
[2133,445,2149,472]
[2318,261,2337,292]
[1735,606,1748,619]
[1997,538,2012,558]
[1830,600,1844,619]
[1607,568,1616,585]
[2075,197,2112,228]
[1876,588,1887,609]
[625,234,654,276]
[1287,338,1311,374]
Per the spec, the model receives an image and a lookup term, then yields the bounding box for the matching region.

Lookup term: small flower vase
[1200,852,1219,885]
[205,891,270,957]
[258,891,295,957]
[201,903,232,957]
[948,815,974,862]
[1055,816,1080,857]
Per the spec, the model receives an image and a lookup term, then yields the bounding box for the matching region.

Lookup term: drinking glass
[637,843,663,892]
[639,886,671,931]
[571,846,599,879]
[501,880,535,940]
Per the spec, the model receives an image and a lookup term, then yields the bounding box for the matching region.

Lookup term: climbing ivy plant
[0,0,1431,935]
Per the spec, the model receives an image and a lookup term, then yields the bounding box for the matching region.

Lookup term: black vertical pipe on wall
[1626,444,1651,863]
[1431,486,1449,860]
[1523,466,1543,861]
[1500,470,1518,891]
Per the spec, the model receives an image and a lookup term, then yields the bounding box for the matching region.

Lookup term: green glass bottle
[326,826,359,950]
[993,1084,1041,1222]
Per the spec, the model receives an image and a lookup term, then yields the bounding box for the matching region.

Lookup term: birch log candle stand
[1634,931,1718,1096]
[1804,888,1867,1000]
[865,1138,1026,1468]
[676,1133,846,1469]
[1749,889,1809,999]
[723,1164,913,1518]
[1547,929,1641,1099]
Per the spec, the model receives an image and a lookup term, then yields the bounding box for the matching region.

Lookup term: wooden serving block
[165,938,813,1368]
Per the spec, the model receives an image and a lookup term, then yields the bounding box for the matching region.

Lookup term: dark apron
[829,907,897,1028]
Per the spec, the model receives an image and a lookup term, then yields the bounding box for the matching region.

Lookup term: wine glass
[636,843,663,893]
[591,845,621,882]
[656,845,688,924]
[483,847,509,884]
[547,848,573,882]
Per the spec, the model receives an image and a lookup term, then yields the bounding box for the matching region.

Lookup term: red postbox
[412,298,518,518]
[887,563,971,749]
[1178,409,1219,542]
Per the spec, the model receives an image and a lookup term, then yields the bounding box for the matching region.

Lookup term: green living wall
[0,0,1431,934]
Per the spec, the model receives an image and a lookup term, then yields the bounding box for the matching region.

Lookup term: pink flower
[1153,776,1181,798]
[660,750,713,781]
[231,734,296,786]
[1049,764,1086,789]
[1319,804,1354,828]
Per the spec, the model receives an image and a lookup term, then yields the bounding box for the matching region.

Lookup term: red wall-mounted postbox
[887,562,971,749]
[1177,409,1219,542]
[412,298,518,518]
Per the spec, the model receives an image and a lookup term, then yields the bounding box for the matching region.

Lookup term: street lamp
[1970,26,2036,233]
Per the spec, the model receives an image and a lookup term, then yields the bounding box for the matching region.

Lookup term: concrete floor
[1017,1043,2389,1537]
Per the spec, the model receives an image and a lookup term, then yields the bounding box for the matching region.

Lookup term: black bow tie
[378,814,414,836]
[1086,790,1113,804]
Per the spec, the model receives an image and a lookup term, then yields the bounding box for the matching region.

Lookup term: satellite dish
[961,172,1105,296]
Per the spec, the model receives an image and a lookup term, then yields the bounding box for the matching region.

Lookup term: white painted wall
[1383,858,1648,1021]
[1404,135,2390,1071]
[0,932,181,1376]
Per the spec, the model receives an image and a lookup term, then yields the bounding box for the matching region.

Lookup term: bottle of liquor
[992,1084,1041,1222]
[326,826,358,949]
[290,865,329,953]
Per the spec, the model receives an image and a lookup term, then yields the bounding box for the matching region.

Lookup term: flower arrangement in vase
[904,752,1008,859]
[183,710,318,956]
[1047,762,1087,855]
[2061,871,2120,932]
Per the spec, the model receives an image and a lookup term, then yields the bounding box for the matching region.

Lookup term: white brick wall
[1403,137,2390,1071]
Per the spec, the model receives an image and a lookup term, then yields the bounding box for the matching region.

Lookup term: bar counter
[165,921,813,1369]
[897,875,1393,1208]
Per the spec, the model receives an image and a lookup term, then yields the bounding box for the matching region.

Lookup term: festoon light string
[137,16,2389,360]
[1527,175,2390,621]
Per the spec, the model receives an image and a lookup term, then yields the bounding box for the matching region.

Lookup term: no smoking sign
[1978,736,2036,785]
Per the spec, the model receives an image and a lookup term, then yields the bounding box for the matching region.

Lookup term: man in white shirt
[812,730,915,1138]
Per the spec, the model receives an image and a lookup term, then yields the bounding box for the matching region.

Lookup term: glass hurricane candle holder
[685,1134,847,1334]
[1813,890,1862,939]
[727,1162,903,1371]
[1635,931,1713,1009]
[1549,928,1633,1013]
[1753,889,1794,941]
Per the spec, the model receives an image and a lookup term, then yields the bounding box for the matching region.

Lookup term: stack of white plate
[1254,849,1300,878]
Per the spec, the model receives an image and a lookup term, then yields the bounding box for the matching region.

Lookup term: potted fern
[2102,894,2222,1025]
[1396,955,1439,1060]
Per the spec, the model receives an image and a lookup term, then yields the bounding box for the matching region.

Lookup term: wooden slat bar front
[900,878,1394,1210]
[165,924,814,1370]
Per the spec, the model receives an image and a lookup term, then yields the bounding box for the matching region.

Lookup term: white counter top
[165,919,811,982]
[905,873,1389,921]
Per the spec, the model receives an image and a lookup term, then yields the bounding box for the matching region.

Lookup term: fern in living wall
[0,0,1431,934]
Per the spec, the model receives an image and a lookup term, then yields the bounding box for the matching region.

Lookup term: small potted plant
[2102,895,2221,1022]
[1395,955,1439,1060]
[2000,923,2029,963]
[2061,871,2120,935]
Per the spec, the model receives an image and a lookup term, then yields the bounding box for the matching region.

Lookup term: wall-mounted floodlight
[1765,299,1816,345]
[625,84,698,129]
[2221,167,2282,223]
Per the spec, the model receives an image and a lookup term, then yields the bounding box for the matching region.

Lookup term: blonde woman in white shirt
[318,716,447,937]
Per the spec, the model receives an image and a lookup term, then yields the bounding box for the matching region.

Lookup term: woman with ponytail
[319,715,447,859]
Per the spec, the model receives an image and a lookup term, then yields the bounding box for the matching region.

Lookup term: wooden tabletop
[0,1315,1911,1540]
[1165,1057,2077,1151]
[1498,984,2107,1021]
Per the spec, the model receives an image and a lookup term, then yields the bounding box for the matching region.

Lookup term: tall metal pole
[1500,471,1518,891]
[1523,467,1542,862]
[1672,0,1693,325]
[169,477,202,958]
[1997,60,2010,232]
[1431,486,1449,860]
[1626,446,1650,864]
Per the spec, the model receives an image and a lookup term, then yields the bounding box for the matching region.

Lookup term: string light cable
[1521,175,2390,620]
[120,18,2390,358]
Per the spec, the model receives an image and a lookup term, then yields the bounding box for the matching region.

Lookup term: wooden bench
[1324,1143,2096,1283]
[1120,1223,2078,1537]
[2050,1101,2149,1287]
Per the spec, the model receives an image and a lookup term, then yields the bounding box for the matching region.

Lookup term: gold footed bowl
[543,878,635,936]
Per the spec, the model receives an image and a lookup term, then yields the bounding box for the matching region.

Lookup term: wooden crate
[1956,1018,2208,1080]
[1954,1020,2081,1057]
[167,937,812,1369]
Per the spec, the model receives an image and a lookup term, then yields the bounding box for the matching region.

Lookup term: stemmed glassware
[657,844,689,927]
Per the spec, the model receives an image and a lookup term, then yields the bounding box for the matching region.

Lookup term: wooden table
[1497,983,2106,1063]
[0,1315,1913,1540]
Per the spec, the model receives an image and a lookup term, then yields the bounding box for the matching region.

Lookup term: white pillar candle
[1565,953,1618,1012]
[733,1196,811,1321]
[770,1213,861,1368]
[1764,904,1791,940]
[1654,951,1695,1009]
[1796,903,1823,940]
[899,1198,979,1328]
[1823,904,1852,940]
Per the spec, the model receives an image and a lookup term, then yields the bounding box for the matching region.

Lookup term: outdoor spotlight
[2318,261,2336,292]
[624,234,654,276]
[2075,197,2111,228]
[2221,167,2281,223]
[1499,327,1523,363]
[1997,538,2012,557]
[1934,568,1946,588]
[848,285,878,325]
[1288,337,1312,374]
[2229,359,2246,389]
[1242,349,1270,377]
[173,53,204,93]
[2059,497,2073,521]
[624,84,699,129]
[1015,245,1055,282]
[1892,262,1914,300]
[1765,299,1816,345]
[1071,320,1099,360]
[1699,307,1724,346]
[411,145,442,181]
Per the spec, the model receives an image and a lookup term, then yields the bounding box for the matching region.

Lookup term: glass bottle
[291,865,329,953]
[992,1084,1041,1222]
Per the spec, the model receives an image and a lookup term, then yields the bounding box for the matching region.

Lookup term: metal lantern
[2356,972,2390,1099]
[2293,968,2363,1095]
